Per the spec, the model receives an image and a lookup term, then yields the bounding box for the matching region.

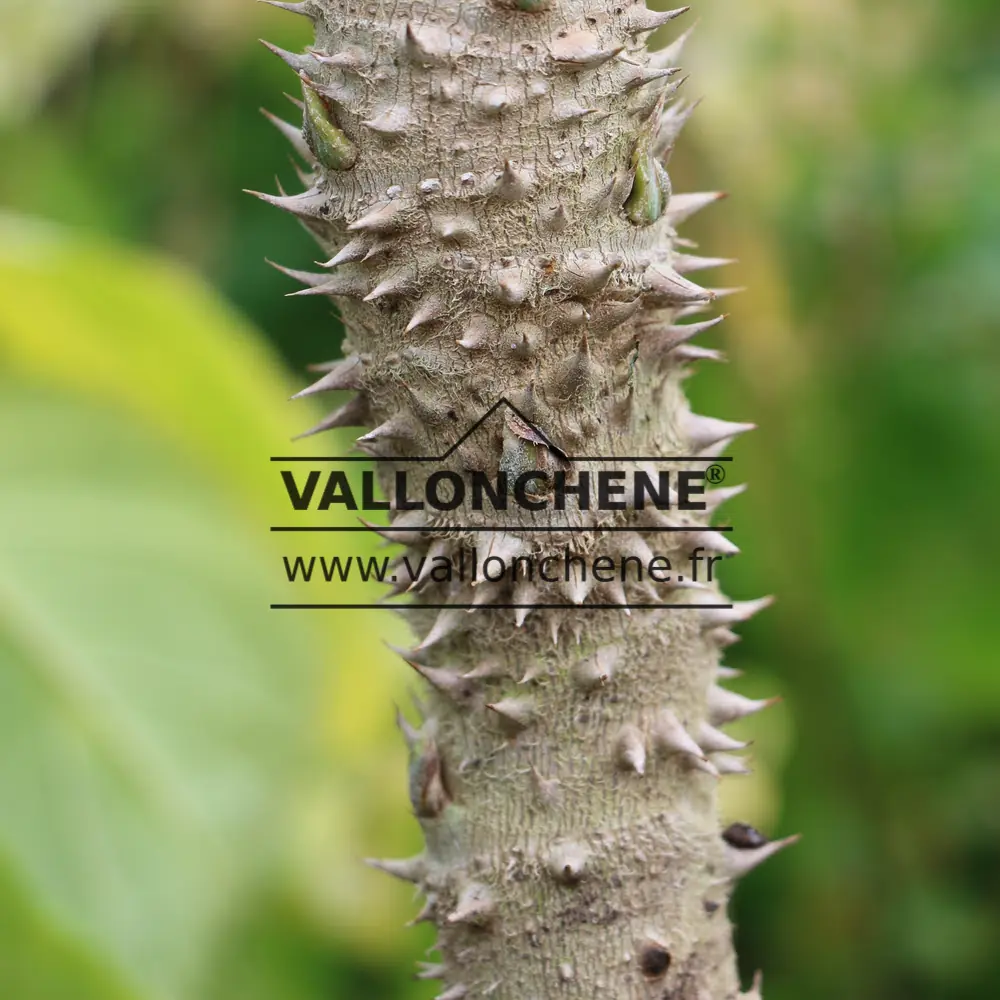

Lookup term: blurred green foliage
[0,1,997,998]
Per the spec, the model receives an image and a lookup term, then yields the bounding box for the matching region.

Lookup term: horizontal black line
[270,456,734,463]
[270,525,734,533]
[271,603,734,611]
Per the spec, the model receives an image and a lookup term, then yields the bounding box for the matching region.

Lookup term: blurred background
[0,1,997,998]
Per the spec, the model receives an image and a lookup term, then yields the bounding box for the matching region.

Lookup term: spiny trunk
[258,2,794,997]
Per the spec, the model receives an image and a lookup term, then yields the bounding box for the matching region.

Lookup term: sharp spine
[651,709,706,760]
[615,724,647,775]
[487,697,536,733]
[290,355,363,399]
[447,882,495,926]
[698,722,750,753]
[364,855,426,883]
[698,597,774,632]
[667,191,727,226]
[724,835,800,879]
[708,684,780,725]
[405,295,446,333]
[293,395,371,438]
[550,31,624,70]
[623,5,690,36]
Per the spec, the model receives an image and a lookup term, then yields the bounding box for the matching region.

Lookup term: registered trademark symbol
[706,464,727,485]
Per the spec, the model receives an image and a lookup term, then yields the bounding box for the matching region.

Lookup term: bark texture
[259,2,793,997]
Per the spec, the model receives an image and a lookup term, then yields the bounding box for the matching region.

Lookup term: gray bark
[259,2,793,997]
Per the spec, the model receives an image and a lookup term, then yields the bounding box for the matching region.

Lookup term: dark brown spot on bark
[722,822,768,849]
[640,943,672,979]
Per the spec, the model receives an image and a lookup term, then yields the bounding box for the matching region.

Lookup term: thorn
[741,971,765,1000]
[407,661,479,708]
[550,30,624,70]
[615,724,647,775]
[457,314,495,350]
[601,578,631,616]
[348,199,410,234]
[712,628,743,649]
[674,253,738,274]
[354,416,409,456]
[622,65,682,94]
[479,85,521,114]
[724,834,800,879]
[641,315,727,360]
[292,395,371,439]
[715,753,752,775]
[404,21,452,65]
[360,510,428,545]
[518,660,544,684]
[447,882,495,926]
[409,897,437,927]
[651,709,705,760]
[706,482,748,513]
[415,607,463,650]
[561,252,623,295]
[546,842,590,884]
[266,258,331,289]
[361,102,411,136]
[494,160,535,202]
[649,23,697,70]
[290,355,363,399]
[561,566,595,606]
[542,203,570,232]
[405,295,446,333]
[247,187,326,219]
[312,44,372,71]
[699,596,774,633]
[570,646,619,692]
[415,961,446,980]
[512,577,538,627]
[259,39,317,74]
[487,697,536,733]
[323,237,371,267]
[364,268,416,302]
[286,273,369,299]
[588,298,643,334]
[393,704,421,751]
[258,0,314,16]
[708,685,781,726]
[666,191,727,227]
[654,98,702,158]
[260,107,312,162]
[434,214,479,243]
[361,238,395,263]
[531,765,561,804]
[698,722,750,753]
[623,5,689,36]
[616,531,656,568]
[364,855,426,884]
[685,529,740,557]
[644,263,713,305]
[681,412,756,452]
[435,986,468,1000]
[494,265,531,306]
[672,344,728,364]
[553,100,601,122]
[463,657,507,680]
